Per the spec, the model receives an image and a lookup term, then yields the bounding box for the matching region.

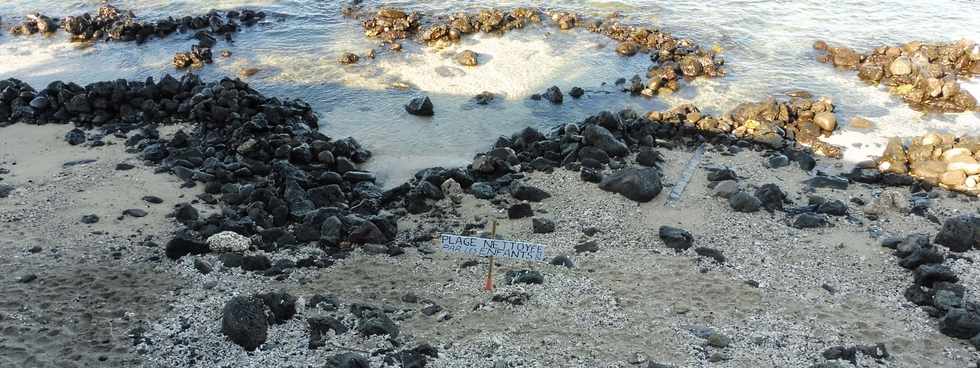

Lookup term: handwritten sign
[439,234,545,262]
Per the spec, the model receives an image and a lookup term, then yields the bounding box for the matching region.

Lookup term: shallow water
[1,0,978,185]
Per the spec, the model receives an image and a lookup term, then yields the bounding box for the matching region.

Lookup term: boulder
[659,226,693,251]
[934,215,980,252]
[221,296,270,351]
[405,96,434,116]
[455,50,479,66]
[598,167,663,202]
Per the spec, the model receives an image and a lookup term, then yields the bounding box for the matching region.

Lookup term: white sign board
[439,234,545,262]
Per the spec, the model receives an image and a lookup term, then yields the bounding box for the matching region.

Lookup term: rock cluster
[1,75,396,272]
[5,4,266,70]
[355,7,723,99]
[880,229,980,348]
[814,39,979,112]
[874,132,980,195]
[585,18,725,96]
[645,94,843,157]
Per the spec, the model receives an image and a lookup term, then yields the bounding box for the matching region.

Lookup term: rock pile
[585,19,725,96]
[355,7,723,98]
[5,4,266,70]
[814,39,979,112]
[1,75,396,272]
[874,132,980,195]
[645,94,843,157]
[880,225,980,348]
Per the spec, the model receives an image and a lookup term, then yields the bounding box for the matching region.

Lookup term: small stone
[122,209,147,218]
[80,214,100,224]
[729,191,762,213]
[505,270,543,285]
[455,50,479,66]
[659,226,693,251]
[574,240,599,253]
[338,52,359,65]
[549,255,574,268]
[712,180,738,198]
[405,96,434,116]
[814,112,837,131]
[706,332,731,348]
[532,218,555,233]
[508,203,533,219]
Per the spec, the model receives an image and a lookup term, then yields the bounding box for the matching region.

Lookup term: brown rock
[679,56,703,77]
[831,47,861,68]
[911,160,947,180]
[858,63,884,82]
[813,40,828,51]
[941,170,967,187]
[338,52,359,65]
[889,56,913,75]
[239,68,260,78]
[813,112,837,131]
[878,138,908,174]
[455,50,479,66]
[616,42,639,57]
[849,117,874,129]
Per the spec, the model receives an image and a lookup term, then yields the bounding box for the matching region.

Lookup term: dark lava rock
[804,175,849,190]
[580,167,602,183]
[257,291,297,324]
[934,215,980,252]
[636,148,664,167]
[532,218,555,234]
[165,229,208,259]
[569,87,584,98]
[508,203,533,219]
[384,350,427,368]
[221,296,269,351]
[0,184,13,199]
[550,255,574,268]
[598,167,663,202]
[123,208,147,218]
[574,240,599,253]
[115,163,135,171]
[405,96,434,116]
[583,124,629,157]
[505,270,543,285]
[470,182,496,199]
[80,214,100,224]
[659,226,693,251]
[17,274,37,283]
[816,200,848,216]
[358,311,399,338]
[542,86,563,104]
[766,154,790,168]
[174,203,199,224]
[754,184,787,212]
[65,129,86,145]
[695,247,726,263]
[242,255,272,271]
[913,264,958,287]
[939,308,980,339]
[324,353,370,368]
[474,91,495,105]
[193,258,212,275]
[309,317,348,349]
[142,196,164,204]
[904,285,933,306]
[510,182,551,202]
[707,168,737,182]
[728,191,762,213]
[793,213,828,228]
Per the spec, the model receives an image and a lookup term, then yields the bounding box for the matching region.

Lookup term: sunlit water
[1,0,978,186]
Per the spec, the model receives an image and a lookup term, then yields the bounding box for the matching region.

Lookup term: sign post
[437,222,547,292]
[485,220,497,291]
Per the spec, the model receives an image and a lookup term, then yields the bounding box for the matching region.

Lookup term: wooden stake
[484,220,497,292]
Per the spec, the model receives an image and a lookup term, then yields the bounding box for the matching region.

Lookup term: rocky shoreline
[814,39,979,113]
[3,3,980,368]
[3,4,268,70]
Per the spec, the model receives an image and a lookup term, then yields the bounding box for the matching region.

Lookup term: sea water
[0,0,977,186]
